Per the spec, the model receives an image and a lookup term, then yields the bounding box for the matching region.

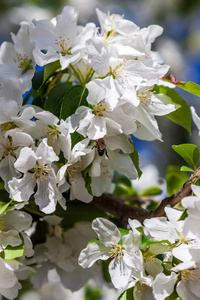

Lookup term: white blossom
[8,138,65,213]
[79,217,142,289]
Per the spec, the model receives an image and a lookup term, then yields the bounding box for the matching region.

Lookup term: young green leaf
[118,227,129,238]
[166,165,188,196]
[60,85,88,120]
[117,288,134,300]
[176,81,200,97]
[161,77,200,97]
[2,244,24,260]
[0,201,11,216]
[129,145,142,178]
[140,186,162,197]
[153,85,191,134]
[180,166,195,172]
[172,143,200,170]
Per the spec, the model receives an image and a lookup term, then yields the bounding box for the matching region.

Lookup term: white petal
[92,218,121,246]
[78,241,109,268]
[109,257,131,289]
[153,272,178,300]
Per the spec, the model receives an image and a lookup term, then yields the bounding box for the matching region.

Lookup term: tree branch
[91,167,200,228]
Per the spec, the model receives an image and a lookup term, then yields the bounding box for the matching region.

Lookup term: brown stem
[91,167,200,228]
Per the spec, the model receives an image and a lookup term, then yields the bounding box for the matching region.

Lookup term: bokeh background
[0,1,200,299]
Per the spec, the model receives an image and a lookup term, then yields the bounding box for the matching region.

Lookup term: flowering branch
[92,166,200,227]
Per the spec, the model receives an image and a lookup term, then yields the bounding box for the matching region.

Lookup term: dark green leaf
[154,85,191,134]
[165,165,188,196]
[32,70,44,90]
[180,166,195,172]
[178,209,188,221]
[140,186,162,196]
[118,288,134,300]
[43,60,61,84]
[172,143,200,169]
[165,290,180,300]
[71,131,84,148]
[44,82,72,115]
[129,145,142,178]
[31,95,44,108]
[60,85,88,120]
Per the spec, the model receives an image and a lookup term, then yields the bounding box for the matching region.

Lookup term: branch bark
[91,167,200,228]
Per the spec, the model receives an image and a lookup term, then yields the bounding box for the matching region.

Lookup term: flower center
[0,137,17,158]
[67,162,84,183]
[0,122,17,132]
[138,90,153,106]
[143,249,157,262]
[43,126,60,145]
[181,269,198,284]
[109,243,125,259]
[32,163,51,182]
[92,101,109,116]
[14,53,33,74]
[55,35,72,56]
[108,59,127,79]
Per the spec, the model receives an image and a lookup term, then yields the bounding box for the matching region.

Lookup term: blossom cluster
[0,4,199,300]
[79,185,200,300]
[0,5,178,215]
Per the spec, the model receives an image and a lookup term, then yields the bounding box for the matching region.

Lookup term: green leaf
[44,82,72,115]
[180,166,195,172]
[60,85,88,120]
[172,143,200,170]
[165,165,188,196]
[178,209,188,221]
[176,81,200,97]
[154,85,191,134]
[43,60,61,84]
[71,131,84,148]
[141,234,162,247]
[0,201,11,216]
[85,286,102,300]
[146,201,159,211]
[32,61,61,91]
[118,227,129,238]
[195,178,200,186]
[129,145,142,178]
[118,288,134,300]
[87,238,99,246]
[32,70,44,90]
[165,289,180,300]
[140,186,162,196]
[2,244,24,260]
